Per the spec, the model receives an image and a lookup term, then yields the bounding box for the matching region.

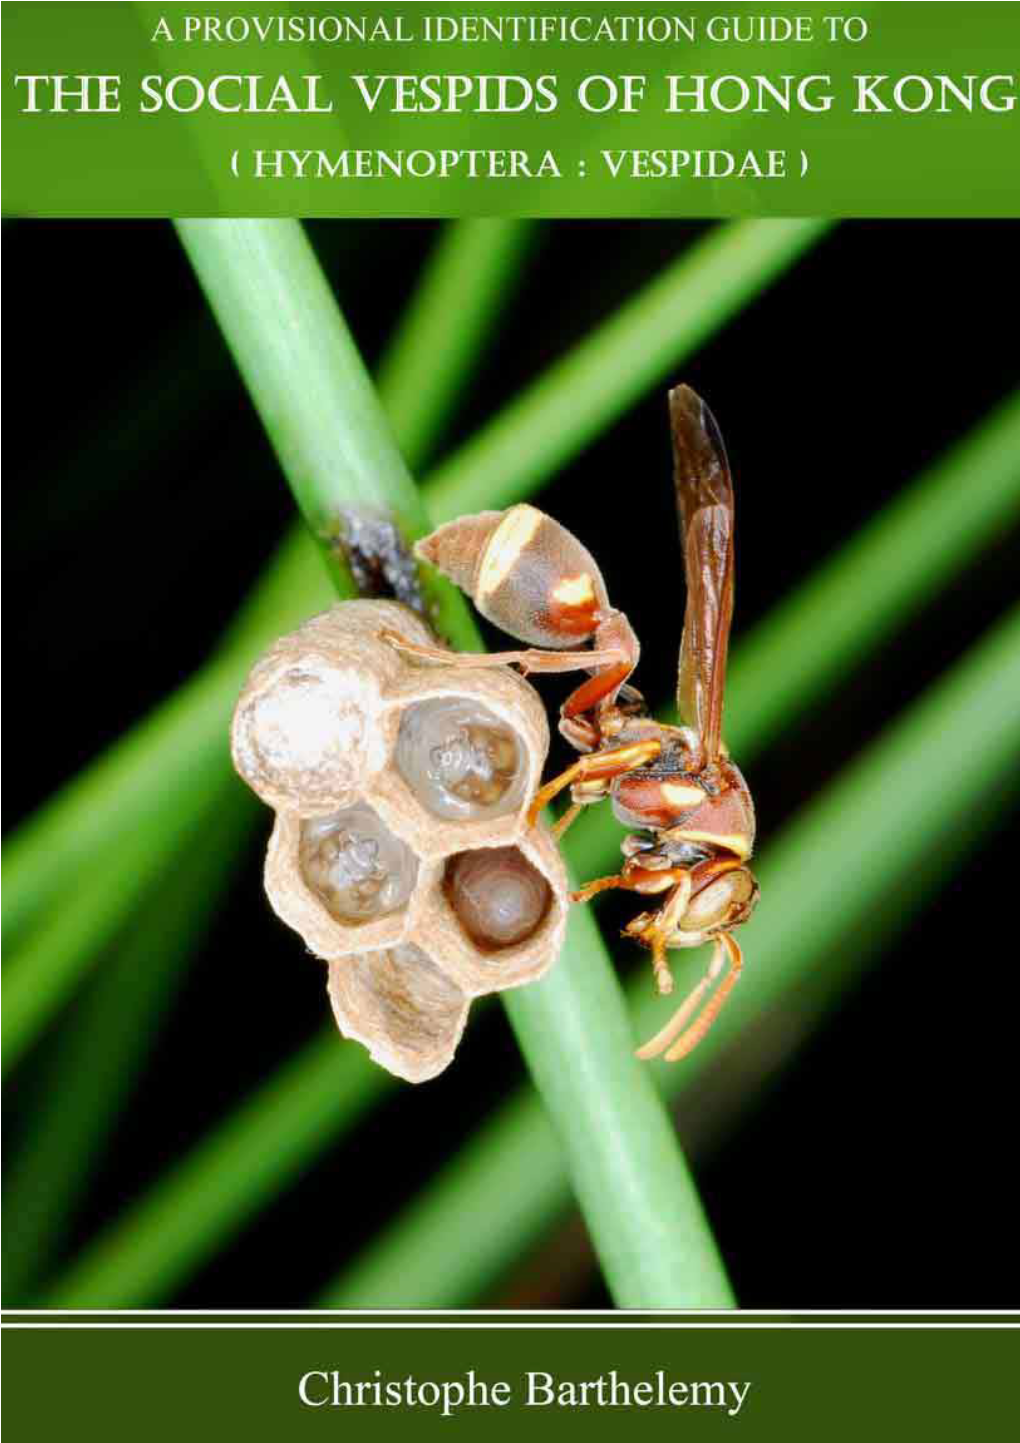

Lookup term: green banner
[4,1312,1019,1439]
[2,2,1019,216]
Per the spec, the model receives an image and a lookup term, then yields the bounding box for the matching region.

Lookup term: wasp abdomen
[417,504,611,650]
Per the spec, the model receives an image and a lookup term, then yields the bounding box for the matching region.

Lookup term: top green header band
[3,2,1019,217]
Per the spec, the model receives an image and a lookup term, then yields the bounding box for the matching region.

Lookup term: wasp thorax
[299,803,418,924]
[394,697,527,822]
[445,846,552,951]
[685,868,757,932]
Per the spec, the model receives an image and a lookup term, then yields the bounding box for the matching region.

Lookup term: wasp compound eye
[684,869,757,932]
[444,845,553,951]
[394,697,528,821]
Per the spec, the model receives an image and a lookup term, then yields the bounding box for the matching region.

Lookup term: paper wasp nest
[232,600,568,1082]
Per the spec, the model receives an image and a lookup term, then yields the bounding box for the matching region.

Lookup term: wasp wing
[669,385,735,765]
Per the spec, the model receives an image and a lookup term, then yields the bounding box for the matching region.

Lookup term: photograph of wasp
[379,388,758,1064]
[4,218,1018,1314]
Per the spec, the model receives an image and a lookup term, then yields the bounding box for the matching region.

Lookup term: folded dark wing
[669,386,735,764]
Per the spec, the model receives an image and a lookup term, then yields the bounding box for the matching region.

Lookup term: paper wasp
[384,385,758,1061]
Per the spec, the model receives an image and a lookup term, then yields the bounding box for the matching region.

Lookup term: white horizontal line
[5,1308,1018,1318]
[5,1323,1019,1331]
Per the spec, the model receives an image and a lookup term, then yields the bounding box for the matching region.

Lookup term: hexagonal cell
[393,696,529,821]
[370,666,549,861]
[300,804,419,923]
[265,807,434,959]
[327,943,469,1083]
[417,828,568,997]
[231,600,436,816]
[445,846,553,948]
[234,663,369,814]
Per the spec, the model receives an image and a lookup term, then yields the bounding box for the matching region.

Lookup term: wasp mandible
[384,385,759,1062]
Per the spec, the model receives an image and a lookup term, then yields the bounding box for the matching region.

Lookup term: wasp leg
[380,628,627,675]
[664,933,743,1062]
[561,662,635,720]
[624,872,693,996]
[559,714,600,752]
[635,939,723,1060]
[551,802,583,842]
[571,863,687,905]
[570,872,626,903]
[636,933,744,1064]
[526,738,662,828]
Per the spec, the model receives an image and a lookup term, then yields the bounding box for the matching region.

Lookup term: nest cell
[393,696,529,822]
[299,802,419,925]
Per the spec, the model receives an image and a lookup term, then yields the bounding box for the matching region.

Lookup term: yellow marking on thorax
[478,505,543,600]
[672,828,752,860]
[553,572,596,608]
[661,782,707,810]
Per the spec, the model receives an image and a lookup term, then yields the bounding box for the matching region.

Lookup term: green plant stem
[322,603,1020,1307]
[1,783,255,1301]
[425,219,829,517]
[3,220,830,993]
[31,387,1020,1305]
[7,376,1017,1076]
[43,598,1020,1310]
[3,219,537,1299]
[1,219,533,1075]
[45,1034,394,1309]
[566,386,1020,883]
[181,219,733,1308]
[1,543,334,1074]
[175,220,464,633]
[376,218,536,469]
[503,909,730,1306]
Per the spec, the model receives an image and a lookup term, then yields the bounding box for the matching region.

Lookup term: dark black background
[4,220,1018,1308]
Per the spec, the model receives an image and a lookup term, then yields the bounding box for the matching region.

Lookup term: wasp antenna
[635,957,718,1061]
[551,801,583,842]
[662,934,744,1063]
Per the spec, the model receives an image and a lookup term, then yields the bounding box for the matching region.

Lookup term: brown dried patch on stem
[333,510,427,615]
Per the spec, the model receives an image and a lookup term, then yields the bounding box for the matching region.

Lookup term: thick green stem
[322,603,1020,1306]
[503,914,730,1306]
[376,218,536,468]
[567,387,1020,882]
[30,387,1020,1303]
[3,221,830,986]
[4,220,532,1298]
[173,220,735,1308]
[1,784,254,1301]
[49,603,1020,1309]
[174,221,445,625]
[425,220,830,518]
[1,220,533,1075]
